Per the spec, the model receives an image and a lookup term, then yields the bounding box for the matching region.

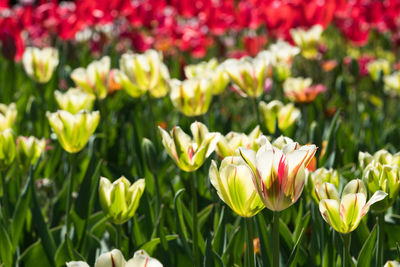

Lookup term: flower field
[1,0,400,266]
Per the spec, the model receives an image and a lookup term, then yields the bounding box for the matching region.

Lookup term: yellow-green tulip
[290,25,323,59]
[16,136,46,168]
[158,121,220,172]
[47,110,100,153]
[209,156,265,217]
[307,168,340,203]
[366,59,390,81]
[318,179,387,234]
[99,176,145,224]
[259,100,300,135]
[0,129,16,170]
[54,88,96,114]
[22,47,59,83]
[0,103,17,131]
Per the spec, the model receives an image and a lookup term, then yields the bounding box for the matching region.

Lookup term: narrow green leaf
[0,223,12,267]
[174,189,192,259]
[140,235,178,255]
[212,206,225,255]
[255,212,272,267]
[279,218,294,249]
[357,224,377,267]
[287,227,306,267]
[198,204,214,229]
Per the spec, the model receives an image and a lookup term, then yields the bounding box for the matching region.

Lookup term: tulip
[359,150,400,170]
[209,156,265,217]
[216,126,262,158]
[271,135,294,149]
[222,56,269,98]
[184,58,230,95]
[54,88,96,114]
[107,69,124,94]
[307,168,340,203]
[158,121,220,172]
[66,249,163,267]
[290,25,323,59]
[22,47,59,83]
[99,176,145,224]
[283,77,326,103]
[126,250,163,267]
[0,129,16,170]
[169,77,214,117]
[16,136,46,168]
[269,40,300,65]
[317,179,387,234]
[46,110,100,153]
[363,162,400,212]
[239,136,317,211]
[383,71,400,94]
[366,59,390,81]
[384,261,400,267]
[259,100,300,135]
[0,103,17,131]
[119,50,170,98]
[71,56,110,99]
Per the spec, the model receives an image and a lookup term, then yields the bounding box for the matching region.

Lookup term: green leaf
[357,224,377,267]
[19,240,51,267]
[0,223,12,267]
[279,218,294,249]
[319,110,341,167]
[212,206,225,255]
[198,204,214,229]
[287,227,306,267]
[174,189,192,259]
[255,213,272,267]
[140,235,178,255]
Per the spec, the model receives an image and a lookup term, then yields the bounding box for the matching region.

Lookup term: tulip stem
[252,97,261,126]
[376,213,385,267]
[0,171,9,218]
[190,174,200,267]
[272,211,280,267]
[116,223,122,248]
[246,218,255,267]
[65,153,75,232]
[342,233,351,267]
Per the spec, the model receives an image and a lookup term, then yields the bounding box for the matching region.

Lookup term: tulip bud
[363,162,400,212]
[216,126,261,158]
[119,50,170,98]
[358,151,373,170]
[222,56,268,98]
[47,110,100,153]
[54,88,96,114]
[384,260,400,267]
[184,58,229,95]
[142,138,157,171]
[209,157,265,217]
[95,249,126,267]
[99,176,145,224]
[384,71,400,94]
[22,47,59,83]
[126,250,163,267]
[290,25,323,59]
[169,77,214,117]
[158,121,220,172]
[71,56,110,99]
[307,168,340,203]
[0,129,16,170]
[366,59,390,82]
[271,135,294,149]
[318,179,387,233]
[240,137,317,211]
[259,100,300,135]
[0,103,17,131]
[16,136,46,168]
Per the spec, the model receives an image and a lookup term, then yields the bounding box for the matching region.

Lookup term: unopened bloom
[54,88,96,114]
[223,56,269,98]
[158,121,220,172]
[307,168,339,203]
[318,179,387,234]
[359,150,400,170]
[363,162,400,212]
[99,176,145,224]
[0,103,17,131]
[71,56,110,99]
[16,136,46,168]
[169,77,213,117]
[259,100,300,135]
[216,126,262,158]
[209,156,265,217]
[283,77,326,103]
[67,249,162,267]
[240,136,317,211]
[0,129,16,170]
[184,58,229,95]
[290,25,323,59]
[22,47,59,83]
[366,59,390,81]
[119,50,170,98]
[47,110,100,153]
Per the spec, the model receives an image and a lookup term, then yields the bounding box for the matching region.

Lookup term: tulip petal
[360,190,388,217]
[340,193,366,233]
[342,179,367,197]
[319,199,343,233]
